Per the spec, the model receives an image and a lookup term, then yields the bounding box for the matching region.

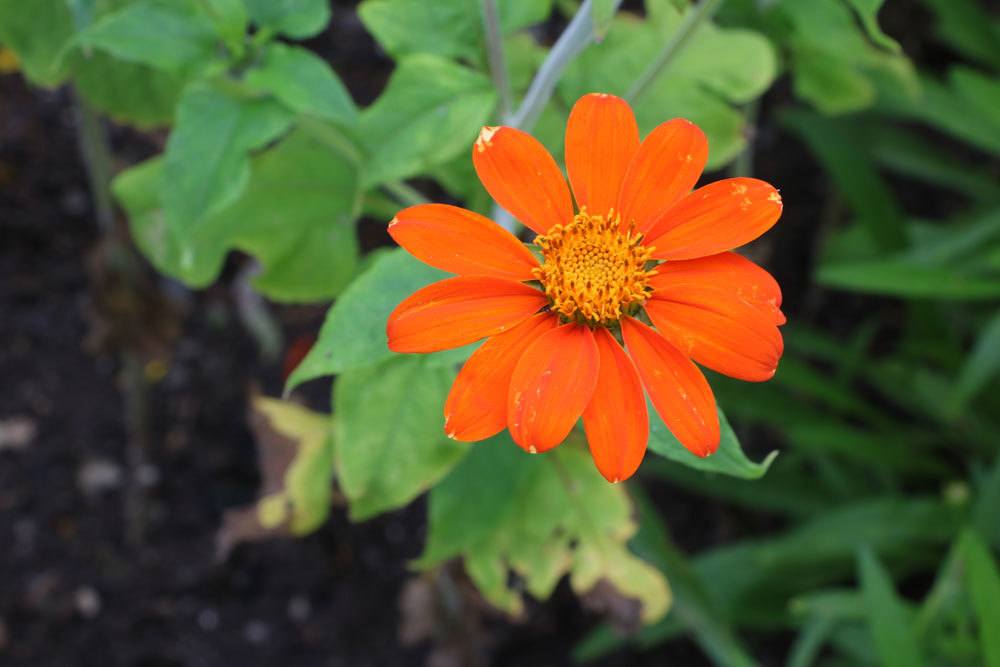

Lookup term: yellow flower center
[533,209,656,324]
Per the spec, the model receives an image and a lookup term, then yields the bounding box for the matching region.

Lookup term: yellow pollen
[532,209,656,324]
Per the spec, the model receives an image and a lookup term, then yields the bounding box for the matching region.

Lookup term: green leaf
[842,0,900,52]
[775,0,916,115]
[647,406,777,479]
[161,83,293,237]
[245,42,357,127]
[420,439,671,624]
[560,0,777,168]
[781,109,906,251]
[920,0,1000,70]
[201,0,249,48]
[72,0,219,72]
[0,0,75,85]
[244,0,330,38]
[949,312,1000,414]
[591,0,617,39]
[857,548,925,667]
[359,54,495,186]
[960,529,1000,667]
[73,51,184,127]
[575,487,759,666]
[284,248,447,390]
[115,126,361,301]
[817,261,1000,300]
[334,355,467,521]
[357,0,551,61]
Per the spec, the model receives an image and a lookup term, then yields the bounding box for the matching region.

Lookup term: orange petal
[645,178,783,260]
[388,204,539,280]
[645,294,783,383]
[507,324,599,453]
[444,313,559,442]
[621,317,719,457]
[472,125,574,235]
[387,277,547,353]
[649,252,785,325]
[582,328,649,483]
[565,93,639,218]
[616,118,707,234]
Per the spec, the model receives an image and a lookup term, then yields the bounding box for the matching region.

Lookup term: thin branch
[625,0,724,104]
[480,0,513,119]
[382,180,429,209]
[508,0,622,131]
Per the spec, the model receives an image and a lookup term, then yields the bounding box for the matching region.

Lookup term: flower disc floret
[533,210,656,324]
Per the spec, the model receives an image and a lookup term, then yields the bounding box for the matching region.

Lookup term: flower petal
[582,328,649,483]
[565,93,639,218]
[387,277,547,353]
[621,317,719,457]
[507,324,599,453]
[444,313,559,442]
[645,178,783,260]
[472,125,574,235]
[388,204,539,280]
[645,294,783,383]
[649,252,785,325]
[616,118,707,234]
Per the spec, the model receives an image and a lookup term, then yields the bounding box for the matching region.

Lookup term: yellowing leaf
[420,437,671,624]
[217,396,335,556]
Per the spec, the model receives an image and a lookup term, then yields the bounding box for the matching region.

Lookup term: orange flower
[386,93,784,482]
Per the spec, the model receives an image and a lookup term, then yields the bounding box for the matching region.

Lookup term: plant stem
[72,91,115,234]
[480,0,513,119]
[382,180,428,208]
[234,260,284,363]
[625,0,724,104]
[508,0,621,131]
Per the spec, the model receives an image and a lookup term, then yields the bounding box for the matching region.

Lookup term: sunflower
[386,93,784,482]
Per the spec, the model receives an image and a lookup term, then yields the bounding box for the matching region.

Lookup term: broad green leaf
[284,248,447,390]
[647,406,777,479]
[244,0,330,38]
[72,0,219,72]
[115,127,361,301]
[974,457,1000,547]
[560,0,777,168]
[334,355,467,521]
[201,0,249,49]
[161,83,293,236]
[359,54,495,186]
[960,529,1000,667]
[591,0,618,39]
[858,549,925,667]
[73,51,184,127]
[0,0,75,85]
[357,0,551,61]
[245,42,357,127]
[420,439,670,624]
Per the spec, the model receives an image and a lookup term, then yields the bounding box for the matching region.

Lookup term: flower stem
[624,0,724,104]
[480,0,513,119]
[508,0,622,131]
[382,180,428,209]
